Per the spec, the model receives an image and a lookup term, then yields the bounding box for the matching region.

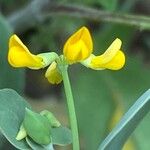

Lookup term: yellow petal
[63,26,93,63]
[8,34,44,69]
[91,38,125,70]
[101,38,122,64]
[102,50,125,70]
[45,62,62,84]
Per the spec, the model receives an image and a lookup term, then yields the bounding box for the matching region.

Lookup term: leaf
[0,15,25,93]
[0,134,4,149]
[98,89,150,150]
[26,137,54,150]
[0,89,31,150]
[25,126,72,150]
[51,126,72,146]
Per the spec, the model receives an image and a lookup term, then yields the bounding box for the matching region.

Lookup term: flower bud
[82,38,125,70]
[16,124,27,140]
[45,62,62,84]
[23,108,51,145]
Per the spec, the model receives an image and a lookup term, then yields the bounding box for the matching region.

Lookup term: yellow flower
[63,26,93,63]
[7,27,126,85]
[90,38,125,70]
[45,62,62,84]
[8,34,44,69]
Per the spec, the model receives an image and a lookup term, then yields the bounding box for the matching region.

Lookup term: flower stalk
[7,27,125,150]
[59,64,80,150]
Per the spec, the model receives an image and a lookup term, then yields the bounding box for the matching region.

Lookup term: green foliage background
[0,0,149,149]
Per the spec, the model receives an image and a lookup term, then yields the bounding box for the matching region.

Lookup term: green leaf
[0,15,25,93]
[98,89,150,150]
[98,0,118,11]
[26,137,54,150]
[0,134,4,149]
[25,126,72,150]
[51,126,72,146]
[0,88,31,149]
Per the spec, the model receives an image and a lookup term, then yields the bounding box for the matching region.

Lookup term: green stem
[46,4,150,30]
[8,0,150,33]
[60,65,80,150]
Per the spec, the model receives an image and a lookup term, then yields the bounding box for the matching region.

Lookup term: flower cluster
[8,26,125,84]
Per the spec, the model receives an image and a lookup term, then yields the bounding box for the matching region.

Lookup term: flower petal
[97,38,122,64]
[45,62,62,84]
[8,34,44,69]
[90,38,125,70]
[90,50,125,70]
[63,26,93,63]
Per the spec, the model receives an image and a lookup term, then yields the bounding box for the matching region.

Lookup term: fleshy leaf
[98,89,150,150]
[51,126,72,146]
[26,137,54,150]
[0,89,31,150]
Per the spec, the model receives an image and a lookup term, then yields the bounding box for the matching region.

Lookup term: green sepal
[23,108,51,145]
[40,110,61,127]
[38,52,59,68]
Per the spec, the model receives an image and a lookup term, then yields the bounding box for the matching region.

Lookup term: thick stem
[60,65,80,150]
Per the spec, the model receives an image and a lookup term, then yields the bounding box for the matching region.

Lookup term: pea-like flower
[8,26,125,84]
[63,27,93,63]
[82,38,125,70]
[8,35,45,69]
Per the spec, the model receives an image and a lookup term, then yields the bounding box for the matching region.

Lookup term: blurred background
[0,0,150,149]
